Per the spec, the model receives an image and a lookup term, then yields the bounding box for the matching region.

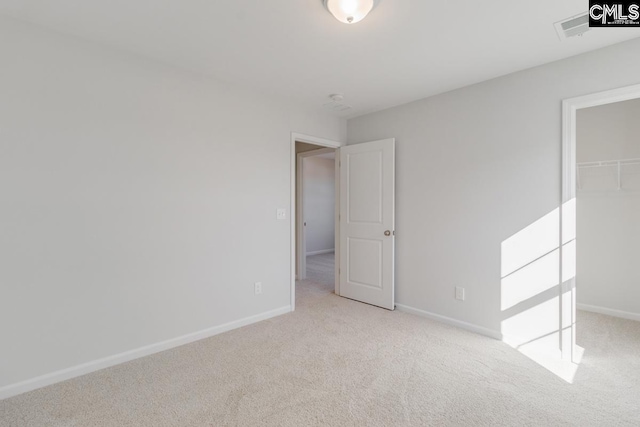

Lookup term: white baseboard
[395,304,503,340]
[577,303,640,322]
[306,249,335,256]
[0,305,292,401]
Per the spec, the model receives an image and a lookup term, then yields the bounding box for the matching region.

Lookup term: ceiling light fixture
[324,0,379,24]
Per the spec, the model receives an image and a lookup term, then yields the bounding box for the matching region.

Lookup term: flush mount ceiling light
[324,0,380,24]
[323,94,352,112]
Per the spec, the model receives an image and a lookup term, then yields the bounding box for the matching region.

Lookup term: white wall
[303,155,335,255]
[577,99,640,162]
[347,38,640,344]
[0,16,345,393]
[577,100,640,317]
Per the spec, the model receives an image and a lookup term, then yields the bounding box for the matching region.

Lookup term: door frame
[291,133,342,311]
[561,82,640,361]
[297,147,337,281]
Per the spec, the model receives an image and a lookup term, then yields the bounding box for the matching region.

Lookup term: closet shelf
[577,158,640,190]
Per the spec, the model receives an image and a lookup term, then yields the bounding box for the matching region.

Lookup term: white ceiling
[1,0,638,118]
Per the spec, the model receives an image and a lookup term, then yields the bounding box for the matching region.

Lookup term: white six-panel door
[339,139,395,310]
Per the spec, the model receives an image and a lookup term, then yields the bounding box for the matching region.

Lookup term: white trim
[334,151,340,296]
[297,147,336,281]
[562,82,640,362]
[578,304,640,322]
[290,133,342,312]
[298,148,336,157]
[297,154,305,280]
[291,133,343,150]
[306,249,335,256]
[395,304,503,340]
[0,305,291,401]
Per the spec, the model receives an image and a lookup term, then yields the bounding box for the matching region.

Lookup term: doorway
[562,83,640,362]
[295,142,338,299]
[290,133,341,311]
[574,98,640,360]
[290,134,397,312]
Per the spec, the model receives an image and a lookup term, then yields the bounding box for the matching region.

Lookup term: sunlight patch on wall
[501,207,559,278]
[501,249,559,311]
[500,200,582,383]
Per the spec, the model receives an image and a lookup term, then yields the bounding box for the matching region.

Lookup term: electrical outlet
[455,287,465,301]
[254,282,262,295]
[276,209,286,220]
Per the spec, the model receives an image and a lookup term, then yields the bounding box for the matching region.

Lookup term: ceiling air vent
[555,12,590,40]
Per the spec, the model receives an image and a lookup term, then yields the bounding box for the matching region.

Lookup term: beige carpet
[1,253,639,426]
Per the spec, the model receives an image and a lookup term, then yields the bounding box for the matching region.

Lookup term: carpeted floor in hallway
[1,252,639,426]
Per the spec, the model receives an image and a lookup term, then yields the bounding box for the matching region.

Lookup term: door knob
[384,230,391,236]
